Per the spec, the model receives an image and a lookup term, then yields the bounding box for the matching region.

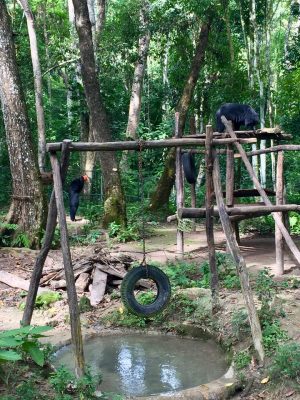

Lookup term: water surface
[54,334,228,397]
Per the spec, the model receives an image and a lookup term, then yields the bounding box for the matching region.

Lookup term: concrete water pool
[53,333,230,398]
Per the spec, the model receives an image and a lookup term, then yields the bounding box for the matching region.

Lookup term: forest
[1,0,300,399]
[0,0,300,247]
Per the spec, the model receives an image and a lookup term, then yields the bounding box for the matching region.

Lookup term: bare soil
[1,222,300,399]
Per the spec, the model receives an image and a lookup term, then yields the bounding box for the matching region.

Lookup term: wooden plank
[275,151,284,275]
[221,116,300,266]
[0,271,51,294]
[205,125,219,310]
[175,112,184,256]
[90,269,107,306]
[50,152,85,377]
[213,152,264,363]
[22,139,72,326]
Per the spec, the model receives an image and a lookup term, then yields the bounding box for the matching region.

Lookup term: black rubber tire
[120,265,171,317]
[182,152,197,184]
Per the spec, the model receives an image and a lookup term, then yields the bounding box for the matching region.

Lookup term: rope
[138,140,147,267]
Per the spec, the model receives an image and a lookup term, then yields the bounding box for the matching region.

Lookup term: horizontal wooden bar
[46,137,255,152]
[178,204,300,219]
[222,188,276,198]
[246,144,300,156]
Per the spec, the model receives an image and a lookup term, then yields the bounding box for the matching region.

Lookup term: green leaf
[0,337,22,348]
[22,342,44,366]
[0,350,22,361]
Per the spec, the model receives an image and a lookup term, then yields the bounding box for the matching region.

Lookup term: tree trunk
[149,20,211,211]
[18,0,46,173]
[0,0,46,248]
[72,0,126,227]
[126,0,150,139]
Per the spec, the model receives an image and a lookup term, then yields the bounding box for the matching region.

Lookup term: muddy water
[54,334,228,397]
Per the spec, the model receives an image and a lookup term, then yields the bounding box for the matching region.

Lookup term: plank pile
[41,247,136,306]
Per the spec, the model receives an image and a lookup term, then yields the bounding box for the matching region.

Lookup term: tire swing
[120,141,171,317]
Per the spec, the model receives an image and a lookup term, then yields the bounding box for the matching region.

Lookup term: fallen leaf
[225,382,234,387]
[261,376,269,384]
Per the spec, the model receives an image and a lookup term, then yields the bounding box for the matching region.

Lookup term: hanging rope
[138,139,147,267]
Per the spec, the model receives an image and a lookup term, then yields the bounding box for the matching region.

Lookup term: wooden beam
[246,144,300,156]
[178,204,300,219]
[221,116,300,265]
[175,112,184,256]
[275,151,284,275]
[50,152,85,377]
[213,151,264,363]
[205,125,219,310]
[22,140,72,326]
[222,188,276,198]
[46,137,257,152]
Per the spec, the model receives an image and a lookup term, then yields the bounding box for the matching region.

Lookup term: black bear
[216,103,259,133]
[69,175,89,221]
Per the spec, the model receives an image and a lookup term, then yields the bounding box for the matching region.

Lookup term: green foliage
[51,366,101,399]
[108,221,140,242]
[164,260,199,288]
[262,320,288,354]
[239,215,275,235]
[233,350,251,370]
[137,290,157,305]
[270,342,300,380]
[0,325,53,384]
[289,212,300,234]
[79,295,92,313]
[255,268,278,302]
[254,268,289,354]
[35,292,62,309]
[199,252,240,290]
[231,309,250,340]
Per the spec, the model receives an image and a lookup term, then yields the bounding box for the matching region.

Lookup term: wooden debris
[90,269,107,306]
[38,247,137,303]
[75,273,90,292]
[0,271,50,294]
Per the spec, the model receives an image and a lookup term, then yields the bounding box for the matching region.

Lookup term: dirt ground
[1,222,300,398]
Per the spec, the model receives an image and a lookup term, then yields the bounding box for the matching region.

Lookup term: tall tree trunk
[149,20,211,211]
[221,0,234,64]
[18,0,46,173]
[41,2,52,102]
[0,0,46,248]
[250,0,266,186]
[72,0,126,227]
[126,0,151,139]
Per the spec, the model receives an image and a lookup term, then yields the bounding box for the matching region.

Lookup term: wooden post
[221,116,300,265]
[213,152,264,363]
[50,152,85,377]
[226,145,240,245]
[191,183,196,232]
[175,112,184,256]
[22,140,72,326]
[275,151,284,275]
[205,125,219,310]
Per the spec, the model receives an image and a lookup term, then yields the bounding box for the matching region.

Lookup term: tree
[126,0,151,139]
[149,17,212,211]
[18,0,46,173]
[72,0,126,227]
[0,0,46,248]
